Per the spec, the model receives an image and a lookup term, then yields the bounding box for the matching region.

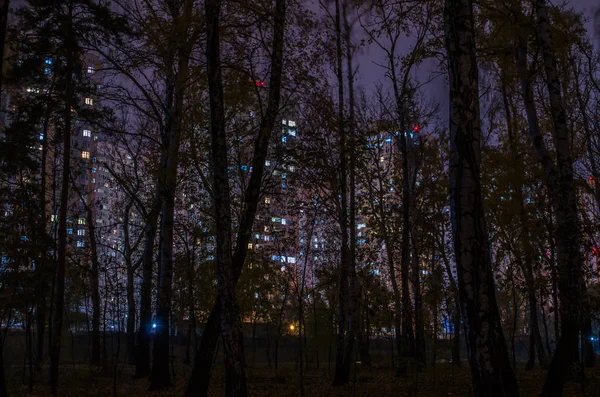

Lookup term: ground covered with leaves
[5,362,600,396]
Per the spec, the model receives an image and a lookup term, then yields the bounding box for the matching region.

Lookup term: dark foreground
[4,363,600,396]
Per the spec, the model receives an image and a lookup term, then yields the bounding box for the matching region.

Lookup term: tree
[48,1,76,392]
[532,0,585,394]
[186,0,286,395]
[148,0,196,389]
[443,0,519,395]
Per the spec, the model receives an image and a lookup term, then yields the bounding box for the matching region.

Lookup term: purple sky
[353,0,599,107]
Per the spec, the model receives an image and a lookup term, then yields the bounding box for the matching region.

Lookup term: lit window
[282,182,287,188]
[87,65,94,74]
[45,58,52,65]
[289,165,295,172]
[92,178,95,183]
[78,218,86,225]
[67,228,73,234]
[287,257,296,264]
[92,167,96,173]
[94,136,99,141]
[289,129,296,136]
[265,197,271,204]
[83,129,91,137]
[77,229,86,236]
[271,217,280,223]
[85,97,93,105]
[51,215,58,222]
[282,173,286,179]
[255,234,260,239]
[264,235,270,242]
[77,241,85,247]
[248,243,253,250]
[281,265,286,272]
[81,151,90,159]
[282,119,287,125]
[282,136,287,143]
[281,218,287,225]
[264,225,269,232]
[265,160,270,166]
[288,120,296,127]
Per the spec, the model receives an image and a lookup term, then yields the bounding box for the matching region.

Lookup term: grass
[5,361,600,396]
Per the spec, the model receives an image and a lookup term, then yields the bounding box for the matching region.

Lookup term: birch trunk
[444,0,519,394]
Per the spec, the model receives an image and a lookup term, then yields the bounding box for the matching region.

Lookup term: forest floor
[5,361,600,396]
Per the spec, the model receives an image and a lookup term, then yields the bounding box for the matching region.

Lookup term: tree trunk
[49,4,74,393]
[35,112,51,371]
[0,335,6,397]
[149,1,192,387]
[439,229,461,367]
[186,0,286,394]
[444,0,520,395]
[371,162,403,372]
[500,79,546,369]
[411,204,425,366]
[0,0,9,110]
[341,0,357,383]
[332,0,350,387]
[399,130,415,361]
[184,244,196,366]
[205,0,245,395]
[134,197,160,378]
[515,1,585,394]
[124,202,137,364]
[571,58,597,369]
[452,302,461,367]
[86,199,101,366]
[431,298,438,367]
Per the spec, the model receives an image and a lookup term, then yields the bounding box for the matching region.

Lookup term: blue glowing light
[152,323,157,329]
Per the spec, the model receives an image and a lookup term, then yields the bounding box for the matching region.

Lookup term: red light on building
[589,176,594,181]
[413,124,420,132]
[249,79,265,87]
[593,246,599,256]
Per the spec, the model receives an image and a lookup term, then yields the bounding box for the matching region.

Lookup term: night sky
[353,0,599,113]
